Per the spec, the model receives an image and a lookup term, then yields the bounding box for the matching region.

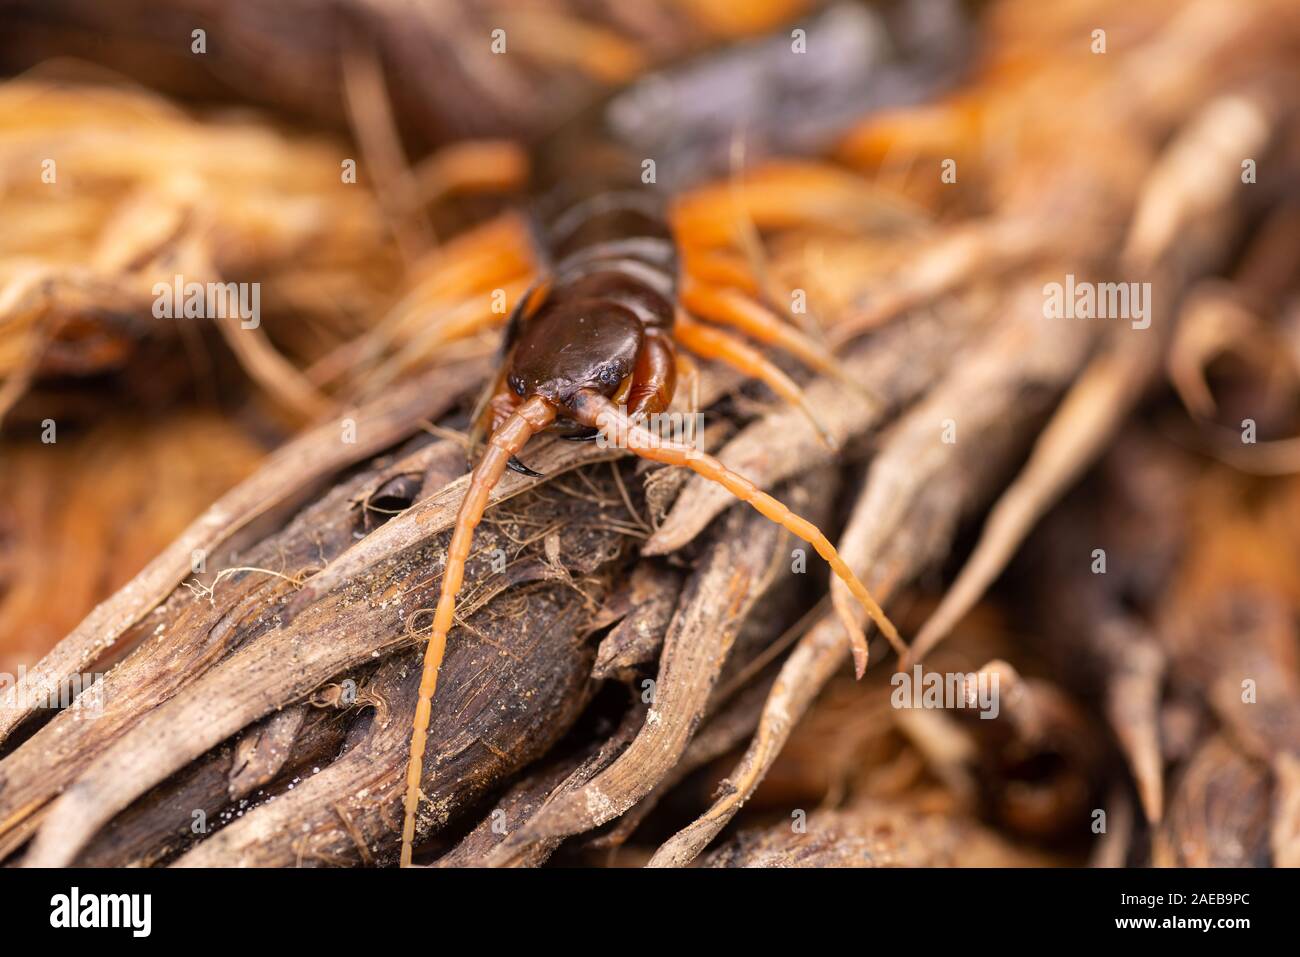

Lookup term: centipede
[397,0,977,865]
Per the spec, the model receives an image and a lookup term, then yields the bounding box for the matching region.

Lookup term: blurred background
[1,0,1299,867]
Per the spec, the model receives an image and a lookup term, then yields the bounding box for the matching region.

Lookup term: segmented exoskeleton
[400,0,974,866]
[398,148,902,865]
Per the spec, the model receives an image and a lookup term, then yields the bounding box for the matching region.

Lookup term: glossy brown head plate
[507,298,644,408]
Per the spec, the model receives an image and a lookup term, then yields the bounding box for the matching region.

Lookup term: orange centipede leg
[406,140,529,209]
[625,332,677,419]
[380,279,534,379]
[399,394,557,867]
[571,390,904,676]
[674,312,836,449]
[672,160,921,246]
[678,248,761,295]
[406,213,536,302]
[680,278,846,382]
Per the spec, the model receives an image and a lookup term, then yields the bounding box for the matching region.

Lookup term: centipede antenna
[571,389,902,676]
[399,394,557,867]
[674,312,837,450]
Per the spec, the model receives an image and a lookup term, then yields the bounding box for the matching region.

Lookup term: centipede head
[507,297,645,411]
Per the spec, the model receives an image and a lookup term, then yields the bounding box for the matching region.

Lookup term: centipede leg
[679,248,761,296]
[405,285,528,356]
[404,140,529,209]
[570,390,903,676]
[399,394,557,867]
[418,214,537,303]
[674,312,837,449]
[625,332,677,419]
[672,160,923,246]
[680,279,846,382]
